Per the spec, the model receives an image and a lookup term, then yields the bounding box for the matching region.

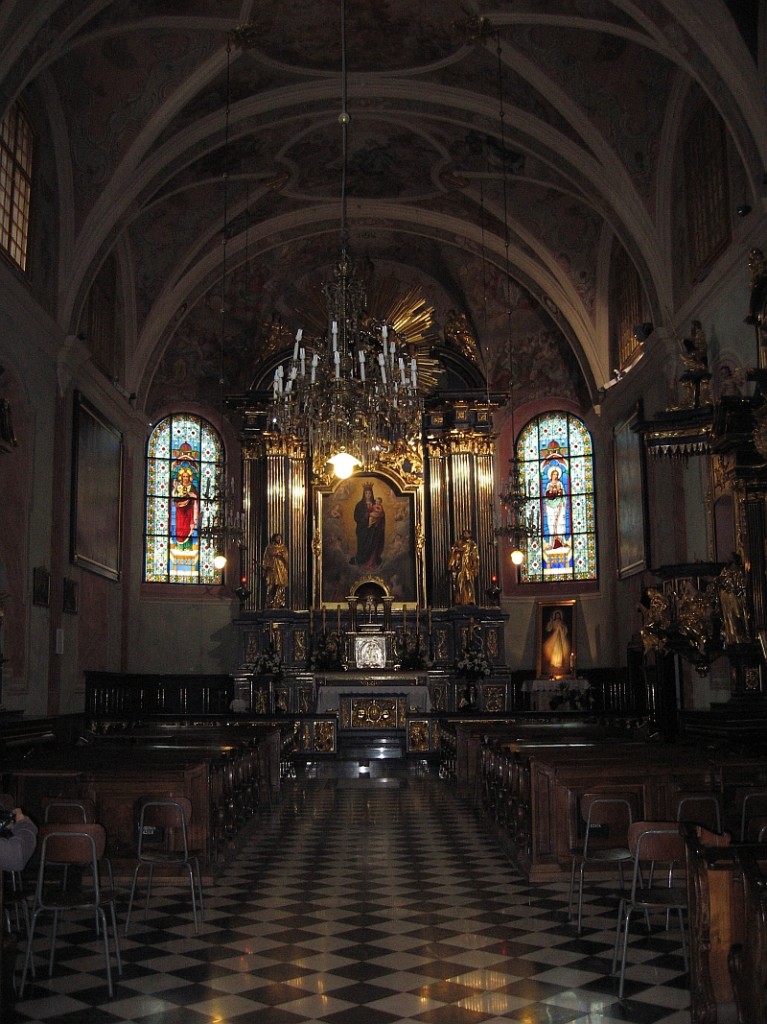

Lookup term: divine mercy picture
[320,476,416,604]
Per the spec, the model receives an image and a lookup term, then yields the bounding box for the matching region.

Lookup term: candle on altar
[402,604,407,628]
[309,607,314,633]
[427,608,432,634]
[416,605,420,630]
[337,606,341,632]
[469,616,475,637]
[322,607,326,631]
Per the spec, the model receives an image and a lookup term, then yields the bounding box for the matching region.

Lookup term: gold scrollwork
[484,686,505,713]
[314,720,335,752]
[408,720,430,752]
[294,630,307,661]
[485,628,499,659]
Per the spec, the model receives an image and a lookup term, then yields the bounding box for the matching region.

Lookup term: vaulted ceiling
[3,1,765,416]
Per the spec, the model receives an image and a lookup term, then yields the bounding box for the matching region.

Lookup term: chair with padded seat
[612,821,688,1000]
[124,797,204,934]
[19,823,122,998]
[568,792,637,936]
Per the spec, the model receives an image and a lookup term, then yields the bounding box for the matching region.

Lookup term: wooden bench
[685,823,767,1024]
[3,723,282,879]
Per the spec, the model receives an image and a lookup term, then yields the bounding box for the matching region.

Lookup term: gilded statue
[640,586,672,653]
[677,581,717,656]
[716,558,750,645]
[448,529,480,606]
[444,309,479,362]
[262,532,288,608]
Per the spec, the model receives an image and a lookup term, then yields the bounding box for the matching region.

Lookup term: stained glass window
[0,100,33,271]
[517,412,597,583]
[144,414,224,584]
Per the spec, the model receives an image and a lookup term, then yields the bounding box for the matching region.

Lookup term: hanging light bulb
[327,450,362,480]
[510,545,524,566]
[213,552,227,570]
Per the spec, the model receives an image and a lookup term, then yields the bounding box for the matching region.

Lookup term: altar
[519,677,591,711]
[316,672,429,717]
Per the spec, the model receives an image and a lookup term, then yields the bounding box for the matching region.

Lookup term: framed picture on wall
[536,599,576,679]
[613,404,648,579]
[70,391,123,581]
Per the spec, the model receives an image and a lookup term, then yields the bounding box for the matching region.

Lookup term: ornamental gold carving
[408,720,429,752]
[314,720,335,752]
[486,628,499,658]
[484,686,504,713]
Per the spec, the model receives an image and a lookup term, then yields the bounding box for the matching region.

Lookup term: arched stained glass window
[517,412,597,583]
[144,414,224,584]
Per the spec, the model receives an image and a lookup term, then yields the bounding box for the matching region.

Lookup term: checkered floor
[11,756,691,1024]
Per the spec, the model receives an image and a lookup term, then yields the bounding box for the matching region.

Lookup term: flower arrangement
[548,681,592,711]
[251,649,283,678]
[454,639,492,682]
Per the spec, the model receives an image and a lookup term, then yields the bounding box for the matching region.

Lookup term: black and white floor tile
[10,756,691,1024]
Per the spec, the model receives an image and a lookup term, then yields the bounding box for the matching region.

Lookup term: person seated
[0,807,38,872]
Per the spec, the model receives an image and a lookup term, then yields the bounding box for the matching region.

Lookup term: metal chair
[612,821,688,1000]
[124,797,204,934]
[737,790,767,842]
[675,793,722,833]
[568,793,636,935]
[41,797,113,891]
[19,824,122,998]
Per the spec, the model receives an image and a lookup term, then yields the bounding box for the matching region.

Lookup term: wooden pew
[684,824,767,1024]
[4,723,282,880]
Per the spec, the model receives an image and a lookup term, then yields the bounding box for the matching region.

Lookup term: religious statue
[716,557,750,645]
[677,580,718,656]
[639,586,672,654]
[448,529,480,605]
[444,309,479,361]
[677,319,711,408]
[262,533,288,608]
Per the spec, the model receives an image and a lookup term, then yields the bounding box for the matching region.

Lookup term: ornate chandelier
[495,455,538,565]
[199,473,244,569]
[269,252,423,480]
[266,0,422,481]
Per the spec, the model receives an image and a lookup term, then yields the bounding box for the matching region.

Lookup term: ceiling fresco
[1,0,763,418]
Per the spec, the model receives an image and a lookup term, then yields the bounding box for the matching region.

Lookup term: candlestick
[322,607,326,631]
[427,608,432,635]
[402,604,406,628]
[337,606,341,632]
